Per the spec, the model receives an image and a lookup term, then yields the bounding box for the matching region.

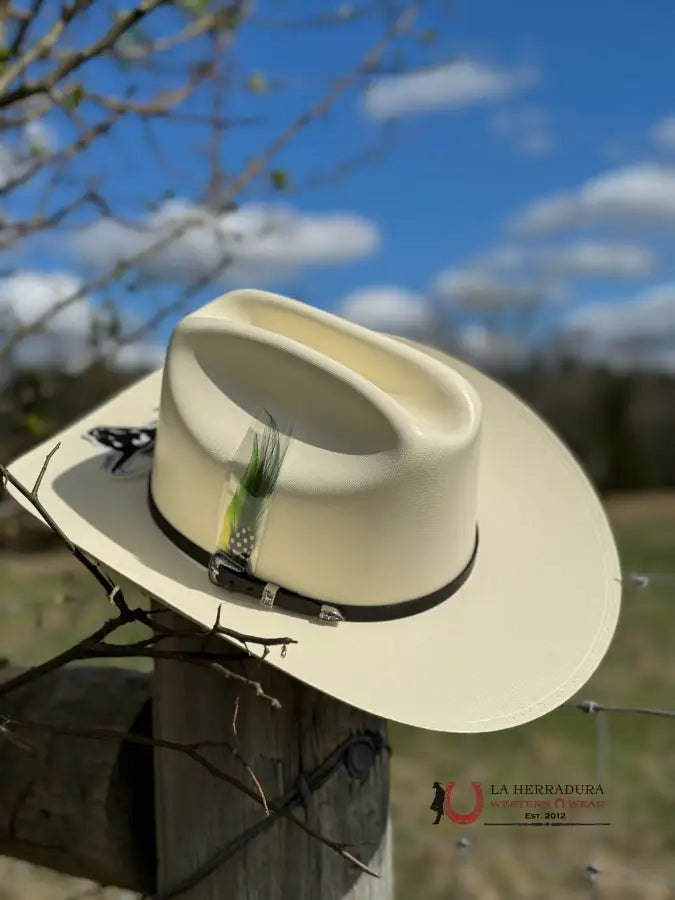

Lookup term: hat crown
[151,290,482,606]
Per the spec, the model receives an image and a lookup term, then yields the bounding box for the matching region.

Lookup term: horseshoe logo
[443,782,484,824]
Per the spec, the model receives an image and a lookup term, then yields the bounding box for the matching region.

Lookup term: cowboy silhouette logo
[430,781,484,825]
[430,782,445,825]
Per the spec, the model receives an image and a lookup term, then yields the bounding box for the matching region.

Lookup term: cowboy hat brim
[6,339,621,733]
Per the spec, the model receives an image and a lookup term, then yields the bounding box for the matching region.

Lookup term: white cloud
[22,118,56,154]
[563,283,675,343]
[435,241,655,318]
[559,282,675,371]
[489,107,554,156]
[363,60,537,120]
[541,241,657,279]
[338,285,433,336]
[512,164,675,235]
[71,201,380,286]
[0,119,56,189]
[432,267,541,309]
[474,246,526,271]
[113,341,166,372]
[652,115,675,152]
[0,271,162,373]
[452,325,530,371]
[511,194,579,235]
[338,284,531,369]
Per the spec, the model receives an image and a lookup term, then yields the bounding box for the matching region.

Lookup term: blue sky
[4,0,675,371]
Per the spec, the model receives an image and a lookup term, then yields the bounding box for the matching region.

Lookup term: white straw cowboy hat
[7,290,621,733]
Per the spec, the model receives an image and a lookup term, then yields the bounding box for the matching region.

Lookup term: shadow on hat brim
[6,340,621,733]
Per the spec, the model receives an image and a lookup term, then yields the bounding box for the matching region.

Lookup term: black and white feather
[82,423,157,477]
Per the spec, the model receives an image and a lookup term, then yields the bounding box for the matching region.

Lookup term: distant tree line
[0,358,673,550]
[0,364,137,550]
[504,358,675,492]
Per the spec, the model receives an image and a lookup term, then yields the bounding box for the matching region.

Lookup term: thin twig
[146,603,295,649]
[81,74,209,119]
[0,0,96,99]
[0,0,170,109]
[113,9,219,59]
[0,113,120,197]
[232,695,240,737]
[7,0,46,57]
[0,192,94,250]
[30,441,61,494]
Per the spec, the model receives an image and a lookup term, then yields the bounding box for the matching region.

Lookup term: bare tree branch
[0,190,94,250]
[112,7,221,59]
[7,0,46,57]
[252,3,378,29]
[0,112,120,196]
[221,0,421,200]
[0,0,422,363]
[0,0,171,109]
[0,0,96,98]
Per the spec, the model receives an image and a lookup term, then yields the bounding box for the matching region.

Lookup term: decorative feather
[217,412,290,564]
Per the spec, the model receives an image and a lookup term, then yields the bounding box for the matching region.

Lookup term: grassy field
[0,493,673,899]
[390,491,675,900]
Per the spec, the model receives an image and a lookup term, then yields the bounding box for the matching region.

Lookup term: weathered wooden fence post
[0,666,155,891]
[153,610,393,900]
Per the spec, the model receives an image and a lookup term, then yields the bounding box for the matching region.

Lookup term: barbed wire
[417,565,675,897]
[398,831,675,891]
[563,700,675,718]
[426,713,675,895]
[625,570,675,590]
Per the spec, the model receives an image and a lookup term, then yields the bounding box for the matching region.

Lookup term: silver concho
[261,582,279,608]
[318,604,345,625]
[208,554,223,585]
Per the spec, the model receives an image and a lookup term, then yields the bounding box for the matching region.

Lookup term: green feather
[217,413,290,552]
